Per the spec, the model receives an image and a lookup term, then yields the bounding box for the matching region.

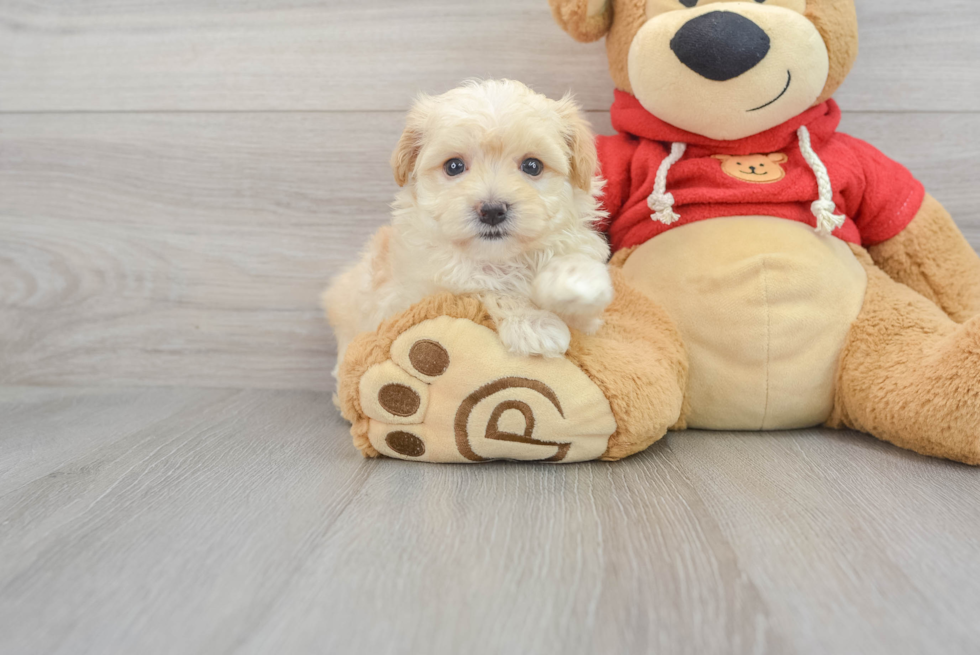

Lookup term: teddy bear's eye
[680,0,697,7]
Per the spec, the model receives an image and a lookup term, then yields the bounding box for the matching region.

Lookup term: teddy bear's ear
[390,95,431,187]
[805,0,859,104]
[768,153,789,164]
[556,93,600,191]
[549,0,612,43]
[711,154,731,162]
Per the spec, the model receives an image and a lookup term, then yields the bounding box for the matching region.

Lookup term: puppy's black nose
[670,11,771,82]
[478,203,509,226]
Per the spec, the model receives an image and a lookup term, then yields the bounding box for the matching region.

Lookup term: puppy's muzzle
[671,11,771,82]
[478,202,510,227]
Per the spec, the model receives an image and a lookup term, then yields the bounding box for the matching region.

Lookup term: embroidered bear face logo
[712,153,788,184]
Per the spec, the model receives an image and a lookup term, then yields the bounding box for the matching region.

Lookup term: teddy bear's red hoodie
[596,90,925,252]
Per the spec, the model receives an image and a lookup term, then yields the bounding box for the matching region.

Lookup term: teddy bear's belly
[621,216,868,430]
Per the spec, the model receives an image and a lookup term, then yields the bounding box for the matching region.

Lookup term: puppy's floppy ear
[556,94,599,191]
[391,128,421,187]
[391,95,431,187]
[549,0,612,43]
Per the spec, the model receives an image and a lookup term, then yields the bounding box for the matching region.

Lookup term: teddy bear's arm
[867,193,980,323]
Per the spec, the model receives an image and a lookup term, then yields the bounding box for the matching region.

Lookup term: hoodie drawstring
[796,125,846,235]
[647,142,687,225]
[648,128,846,235]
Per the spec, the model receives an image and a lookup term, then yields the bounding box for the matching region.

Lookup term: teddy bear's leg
[571,264,690,460]
[867,194,980,323]
[828,245,980,465]
[335,266,688,463]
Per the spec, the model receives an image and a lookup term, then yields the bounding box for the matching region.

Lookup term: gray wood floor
[2,1,979,653]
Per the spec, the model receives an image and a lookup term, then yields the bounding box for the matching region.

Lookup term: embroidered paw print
[356,316,617,463]
[713,152,788,184]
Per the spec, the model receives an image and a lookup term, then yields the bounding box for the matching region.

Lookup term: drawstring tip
[647,142,687,227]
[814,216,846,235]
[648,191,680,225]
[652,209,681,225]
[811,200,846,235]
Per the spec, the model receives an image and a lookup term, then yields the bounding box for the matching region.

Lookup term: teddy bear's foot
[829,246,980,465]
[336,269,689,463]
[350,315,618,463]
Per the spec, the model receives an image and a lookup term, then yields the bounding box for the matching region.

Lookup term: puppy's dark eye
[444,158,466,177]
[521,158,543,176]
[680,0,697,7]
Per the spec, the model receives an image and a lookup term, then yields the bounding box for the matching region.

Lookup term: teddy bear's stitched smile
[747,70,792,112]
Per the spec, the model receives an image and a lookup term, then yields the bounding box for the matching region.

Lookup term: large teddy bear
[336,0,980,464]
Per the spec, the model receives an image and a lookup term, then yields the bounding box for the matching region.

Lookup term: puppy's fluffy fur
[324,80,613,376]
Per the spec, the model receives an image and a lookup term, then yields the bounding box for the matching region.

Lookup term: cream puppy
[324,80,613,377]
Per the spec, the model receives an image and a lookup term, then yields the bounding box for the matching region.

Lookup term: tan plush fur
[548,0,612,43]
[338,293,497,458]
[621,217,868,431]
[337,268,689,461]
[543,0,980,466]
[338,239,980,464]
[805,0,859,104]
[827,245,980,465]
[627,2,832,140]
[602,0,647,95]
[868,194,980,324]
[333,0,980,465]
[607,245,636,268]
[549,0,858,108]
[567,265,688,460]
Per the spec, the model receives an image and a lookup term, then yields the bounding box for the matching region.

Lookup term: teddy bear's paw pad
[392,337,450,382]
[359,315,617,463]
[359,360,430,424]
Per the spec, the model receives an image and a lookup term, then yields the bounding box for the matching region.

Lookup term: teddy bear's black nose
[671,11,771,82]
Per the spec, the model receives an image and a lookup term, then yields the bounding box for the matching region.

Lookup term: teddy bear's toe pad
[359,316,617,463]
[359,360,429,424]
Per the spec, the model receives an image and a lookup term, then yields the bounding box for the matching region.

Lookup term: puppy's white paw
[497,311,571,358]
[533,257,614,318]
